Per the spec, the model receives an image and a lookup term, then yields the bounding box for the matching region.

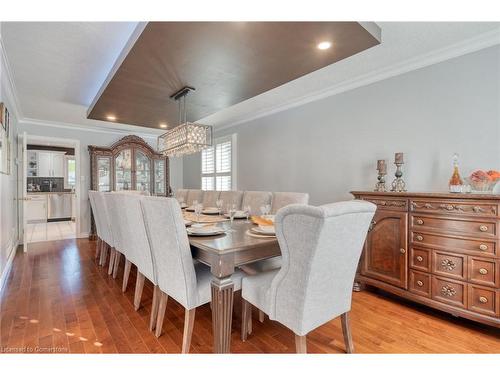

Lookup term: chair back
[271,192,309,214]
[108,193,156,282]
[141,197,198,309]
[186,189,203,205]
[175,188,189,203]
[269,200,376,336]
[201,191,221,208]
[241,191,272,215]
[219,191,243,209]
[90,191,114,247]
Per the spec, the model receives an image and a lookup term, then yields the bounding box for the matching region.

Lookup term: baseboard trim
[0,240,19,300]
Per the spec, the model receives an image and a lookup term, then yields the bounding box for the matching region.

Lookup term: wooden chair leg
[295,334,307,354]
[341,312,354,354]
[112,252,121,279]
[181,308,196,353]
[122,259,132,292]
[241,299,252,341]
[155,292,168,338]
[134,272,146,311]
[95,238,101,259]
[107,248,116,275]
[258,309,265,323]
[149,285,160,331]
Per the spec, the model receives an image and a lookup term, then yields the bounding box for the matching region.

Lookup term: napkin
[250,216,274,226]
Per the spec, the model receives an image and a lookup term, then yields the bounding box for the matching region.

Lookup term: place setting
[246,204,277,239]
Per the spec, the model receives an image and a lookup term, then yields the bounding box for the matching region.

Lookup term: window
[64,156,76,189]
[201,135,235,191]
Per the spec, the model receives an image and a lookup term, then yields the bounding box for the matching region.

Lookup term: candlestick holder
[374,170,387,192]
[391,162,407,192]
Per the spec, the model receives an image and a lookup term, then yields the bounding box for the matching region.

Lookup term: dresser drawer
[409,270,431,298]
[432,251,467,280]
[409,247,430,272]
[468,285,499,317]
[431,276,467,308]
[410,199,498,218]
[360,197,408,211]
[411,231,497,256]
[468,257,499,287]
[411,214,497,238]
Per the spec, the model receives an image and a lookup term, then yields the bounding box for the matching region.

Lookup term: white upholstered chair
[241,191,272,215]
[92,192,117,274]
[271,192,309,214]
[140,196,244,353]
[241,201,376,353]
[186,189,203,206]
[113,189,150,196]
[219,190,243,209]
[175,188,189,204]
[201,190,221,208]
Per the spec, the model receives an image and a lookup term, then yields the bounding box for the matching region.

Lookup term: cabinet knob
[479,296,488,304]
[400,248,406,254]
[416,235,424,241]
[416,256,424,262]
[416,219,424,225]
[440,259,456,271]
[479,268,488,275]
[479,225,488,232]
[479,244,488,251]
[416,280,424,287]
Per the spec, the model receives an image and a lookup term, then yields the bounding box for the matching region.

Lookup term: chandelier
[158,86,212,157]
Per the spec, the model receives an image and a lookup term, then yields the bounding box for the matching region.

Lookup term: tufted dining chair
[240,201,376,353]
[271,192,310,214]
[186,189,203,206]
[140,197,244,353]
[108,193,157,322]
[175,188,189,204]
[201,190,220,208]
[241,191,272,215]
[219,190,243,210]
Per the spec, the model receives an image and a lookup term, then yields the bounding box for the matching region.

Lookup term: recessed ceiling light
[159,123,167,128]
[317,41,332,50]
[106,115,116,121]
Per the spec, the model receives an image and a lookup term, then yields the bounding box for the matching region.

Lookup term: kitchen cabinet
[36,151,65,177]
[26,195,47,223]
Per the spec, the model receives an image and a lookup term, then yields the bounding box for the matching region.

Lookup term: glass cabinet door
[97,156,111,192]
[115,149,132,191]
[135,150,151,192]
[154,159,166,195]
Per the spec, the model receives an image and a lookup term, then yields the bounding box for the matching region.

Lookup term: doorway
[18,133,81,250]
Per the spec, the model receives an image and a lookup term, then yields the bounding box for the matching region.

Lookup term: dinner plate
[224,211,247,219]
[185,206,195,212]
[180,203,188,209]
[187,226,226,236]
[184,220,192,227]
[202,207,220,215]
[250,226,276,236]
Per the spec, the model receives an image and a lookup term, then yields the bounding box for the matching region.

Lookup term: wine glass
[260,205,266,216]
[265,204,271,216]
[244,205,251,223]
[194,203,202,223]
[216,198,223,216]
[178,196,185,207]
[228,204,237,230]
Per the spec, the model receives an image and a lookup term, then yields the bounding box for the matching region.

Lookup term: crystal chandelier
[158,86,212,157]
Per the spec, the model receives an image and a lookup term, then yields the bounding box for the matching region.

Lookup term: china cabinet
[88,135,170,238]
[352,191,500,328]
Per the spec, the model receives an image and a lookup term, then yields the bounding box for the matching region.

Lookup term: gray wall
[183,45,500,205]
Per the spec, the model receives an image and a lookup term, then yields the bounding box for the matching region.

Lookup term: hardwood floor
[1,239,499,354]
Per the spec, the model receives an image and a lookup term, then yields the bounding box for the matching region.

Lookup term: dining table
[186,217,281,353]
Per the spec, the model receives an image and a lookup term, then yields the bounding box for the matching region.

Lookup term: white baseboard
[77,232,90,239]
[0,239,19,300]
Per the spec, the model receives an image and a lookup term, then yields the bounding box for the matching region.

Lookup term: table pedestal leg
[211,276,234,353]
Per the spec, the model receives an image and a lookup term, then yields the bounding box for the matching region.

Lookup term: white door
[51,153,65,177]
[37,151,52,177]
[19,132,29,252]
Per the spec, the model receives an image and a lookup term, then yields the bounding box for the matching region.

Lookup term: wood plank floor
[1,239,499,354]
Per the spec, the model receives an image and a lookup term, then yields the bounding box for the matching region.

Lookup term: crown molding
[0,33,23,121]
[214,27,500,132]
[19,117,164,140]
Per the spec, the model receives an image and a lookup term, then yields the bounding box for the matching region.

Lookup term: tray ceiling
[87,22,381,129]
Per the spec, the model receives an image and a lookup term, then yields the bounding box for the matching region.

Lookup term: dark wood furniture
[352,191,500,328]
[88,135,170,239]
[189,220,281,353]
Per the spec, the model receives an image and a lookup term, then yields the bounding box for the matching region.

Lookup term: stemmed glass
[227,204,237,230]
[216,198,223,216]
[244,205,251,223]
[178,196,185,208]
[194,202,203,223]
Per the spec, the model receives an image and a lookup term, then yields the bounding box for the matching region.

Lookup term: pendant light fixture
[157,86,212,157]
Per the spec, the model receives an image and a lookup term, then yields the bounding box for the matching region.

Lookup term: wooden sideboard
[351,191,500,328]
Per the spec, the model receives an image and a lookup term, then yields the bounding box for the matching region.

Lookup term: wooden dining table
[187,218,281,353]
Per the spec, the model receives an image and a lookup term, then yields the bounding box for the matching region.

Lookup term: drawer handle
[479,268,488,275]
[479,225,488,232]
[416,219,424,225]
[479,244,488,251]
[441,285,457,297]
[416,280,424,287]
[400,248,406,254]
[416,256,424,262]
[416,235,424,241]
[479,296,488,304]
[441,259,456,271]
